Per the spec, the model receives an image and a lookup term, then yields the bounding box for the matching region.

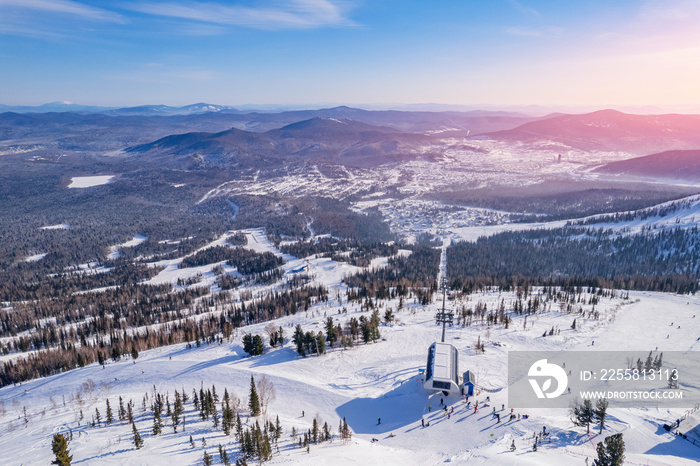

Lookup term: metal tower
[435,277,453,343]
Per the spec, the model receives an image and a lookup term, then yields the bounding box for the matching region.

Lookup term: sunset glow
[1,0,700,110]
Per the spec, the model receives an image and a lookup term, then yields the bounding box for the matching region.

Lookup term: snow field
[67,175,115,188]
[2,287,699,465]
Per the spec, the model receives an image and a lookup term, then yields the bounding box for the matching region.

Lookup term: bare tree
[257,375,276,416]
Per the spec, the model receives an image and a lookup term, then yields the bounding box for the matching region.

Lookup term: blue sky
[1,0,700,109]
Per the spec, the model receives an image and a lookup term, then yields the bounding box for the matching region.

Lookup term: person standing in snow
[378,417,381,425]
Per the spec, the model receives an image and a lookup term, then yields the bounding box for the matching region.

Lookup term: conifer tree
[132,423,144,449]
[341,417,351,442]
[249,376,261,416]
[51,433,72,466]
[203,450,212,466]
[127,400,134,424]
[594,398,609,434]
[119,396,126,421]
[323,421,331,441]
[153,409,162,435]
[275,415,282,441]
[236,414,243,441]
[572,399,595,434]
[594,433,625,466]
[669,368,679,389]
[94,407,101,426]
[294,325,305,357]
[106,399,113,425]
[316,331,326,355]
[325,317,337,347]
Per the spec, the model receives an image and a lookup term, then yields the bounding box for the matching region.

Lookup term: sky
[1,0,700,110]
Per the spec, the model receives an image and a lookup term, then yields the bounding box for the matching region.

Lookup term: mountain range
[597,149,700,181]
[484,109,700,153]
[126,117,437,168]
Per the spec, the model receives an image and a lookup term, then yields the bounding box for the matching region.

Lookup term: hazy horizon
[2,1,700,110]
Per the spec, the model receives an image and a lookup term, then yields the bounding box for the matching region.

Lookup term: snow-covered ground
[5,173,700,464]
[2,287,699,465]
[24,253,47,262]
[67,175,115,188]
[40,223,69,230]
[108,234,148,259]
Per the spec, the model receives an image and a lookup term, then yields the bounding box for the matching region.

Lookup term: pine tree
[189,435,195,448]
[51,433,72,466]
[593,433,625,466]
[594,398,608,434]
[131,345,139,360]
[669,368,679,389]
[325,317,337,347]
[316,331,326,355]
[153,409,162,435]
[236,414,243,441]
[132,423,144,449]
[106,399,113,425]
[312,418,319,444]
[94,407,101,427]
[249,376,261,416]
[127,400,133,424]
[119,396,126,421]
[254,335,264,356]
[384,308,394,325]
[644,351,653,373]
[203,450,212,466]
[572,399,595,434]
[275,415,282,441]
[222,448,230,466]
[294,324,306,357]
[341,417,351,442]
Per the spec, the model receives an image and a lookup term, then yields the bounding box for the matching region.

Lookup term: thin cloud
[0,0,125,23]
[124,0,356,30]
[504,26,561,38]
[507,0,540,17]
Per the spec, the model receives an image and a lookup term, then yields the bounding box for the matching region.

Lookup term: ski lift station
[424,342,461,394]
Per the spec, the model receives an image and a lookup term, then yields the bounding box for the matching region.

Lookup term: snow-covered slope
[2,287,699,465]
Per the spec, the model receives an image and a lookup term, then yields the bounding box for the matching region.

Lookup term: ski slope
[2,287,699,465]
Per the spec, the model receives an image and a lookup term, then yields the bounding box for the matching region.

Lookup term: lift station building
[424,342,461,394]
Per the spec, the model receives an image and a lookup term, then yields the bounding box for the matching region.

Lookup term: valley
[1,105,700,465]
